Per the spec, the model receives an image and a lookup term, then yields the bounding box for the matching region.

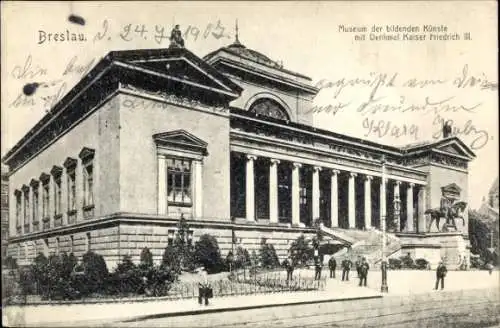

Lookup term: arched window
[249,98,290,121]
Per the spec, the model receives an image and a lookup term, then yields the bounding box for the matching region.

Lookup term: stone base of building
[395,232,470,270]
[6,213,317,269]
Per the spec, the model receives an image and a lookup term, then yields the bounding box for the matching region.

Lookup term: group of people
[332,256,370,287]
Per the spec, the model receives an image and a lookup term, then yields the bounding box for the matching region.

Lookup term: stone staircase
[321,226,401,268]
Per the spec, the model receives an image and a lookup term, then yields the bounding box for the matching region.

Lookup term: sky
[1,1,498,209]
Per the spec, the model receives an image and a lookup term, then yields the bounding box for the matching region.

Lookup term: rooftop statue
[169,24,185,48]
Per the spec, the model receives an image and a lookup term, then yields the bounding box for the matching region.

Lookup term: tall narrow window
[14,190,22,234]
[86,232,91,252]
[40,173,51,230]
[64,157,78,224]
[79,148,95,219]
[30,180,40,231]
[22,185,30,233]
[51,166,63,227]
[167,158,192,205]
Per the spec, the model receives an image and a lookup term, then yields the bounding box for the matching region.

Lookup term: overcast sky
[1,1,498,208]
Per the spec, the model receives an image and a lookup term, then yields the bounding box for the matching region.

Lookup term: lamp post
[380,156,389,293]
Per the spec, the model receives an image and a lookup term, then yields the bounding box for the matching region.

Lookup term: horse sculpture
[425,201,467,232]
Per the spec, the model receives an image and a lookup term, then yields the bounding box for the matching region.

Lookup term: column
[330,170,339,228]
[364,175,372,229]
[193,160,203,218]
[394,181,401,232]
[312,166,321,222]
[269,159,280,224]
[29,186,33,233]
[348,172,357,229]
[380,177,387,229]
[157,155,167,215]
[406,183,414,232]
[417,186,427,233]
[291,162,302,226]
[246,155,257,222]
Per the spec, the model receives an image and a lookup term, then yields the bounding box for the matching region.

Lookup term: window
[15,190,22,229]
[42,180,50,218]
[23,186,30,231]
[54,176,62,216]
[67,170,76,211]
[55,237,60,254]
[167,158,192,205]
[168,229,175,246]
[248,98,290,121]
[83,163,94,207]
[32,183,39,225]
[70,235,74,253]
[86,232,91,252]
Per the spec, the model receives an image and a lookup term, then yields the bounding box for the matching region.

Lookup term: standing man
[355,256,362,278]
[328,256,337,278]
[197,267,210,305]
[314,257,323,280]
[285,256,294,281]
[342,257,352,281]
[434,261,447,290]
[358,257,370,287]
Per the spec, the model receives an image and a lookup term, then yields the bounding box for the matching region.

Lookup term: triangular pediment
[109,47,242,98]
[434,138,476,159]
[153,129,208,154]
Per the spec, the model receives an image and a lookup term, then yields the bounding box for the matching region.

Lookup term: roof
[204,40,312,81]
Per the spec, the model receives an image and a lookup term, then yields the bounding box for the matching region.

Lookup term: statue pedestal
[395,232,470,270]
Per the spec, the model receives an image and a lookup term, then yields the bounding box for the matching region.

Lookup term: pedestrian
[434,261,447,290]
[358,257,369,287]
[197,267,210,305]
[355,256,362,277]
[314,257,323,280]
[285,256,294,281]
[342,258,352,281]
[328,256,337,278]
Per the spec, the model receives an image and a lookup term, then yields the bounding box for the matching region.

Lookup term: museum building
[4,34,475,268]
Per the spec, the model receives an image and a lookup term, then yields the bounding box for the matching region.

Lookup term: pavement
[2,269,498,327]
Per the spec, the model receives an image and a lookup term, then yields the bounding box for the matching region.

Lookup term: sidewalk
[2,277,381,327]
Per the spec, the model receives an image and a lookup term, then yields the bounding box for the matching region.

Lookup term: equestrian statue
[425,199,467,232]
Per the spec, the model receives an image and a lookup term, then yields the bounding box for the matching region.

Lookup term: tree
[173,215,196,271]
[162,245,181,275]
[259,239,280,269]
[289,235,313,267]
[469,210,498,265]
[195,234,223,273]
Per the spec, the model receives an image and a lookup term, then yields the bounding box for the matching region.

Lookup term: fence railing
[2,268,326,305]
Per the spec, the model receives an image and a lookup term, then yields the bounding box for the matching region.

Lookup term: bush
[289,235,313,267]
[140,247,154,268]
[414,258,430,270]
[234,246,251,270]
[79,251,109,296]
[194,234,224,273]
[4,256,18,270]
[400,254,415,269]
[470,256,485,269]
[162,245,181,275]
[259,240,280,269]
[388,258,402,270]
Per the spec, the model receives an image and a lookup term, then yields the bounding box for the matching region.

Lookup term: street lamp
[380,156,389,293]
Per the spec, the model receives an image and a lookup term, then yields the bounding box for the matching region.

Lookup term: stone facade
[3,41,476,268]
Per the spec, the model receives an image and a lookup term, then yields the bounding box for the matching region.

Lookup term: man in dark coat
[314,257,323,280]
[355,256,362,277]
[342,258,352,281]
[358,257,370,287]
[434,261,447,290]
[284,256,294,281]
[328,256,337,278]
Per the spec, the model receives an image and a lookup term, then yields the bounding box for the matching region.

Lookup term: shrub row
[388,256,429,270]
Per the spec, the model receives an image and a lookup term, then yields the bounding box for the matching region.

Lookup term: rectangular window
[23,189,30,228]
[15,191,22,228]
[42,182,50,218]
[86,232,91,252]
[54,176,62,216]
[167,158,192,205]
[83,163,94,207]
[67,170,76,211]
[33,186,39,224]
